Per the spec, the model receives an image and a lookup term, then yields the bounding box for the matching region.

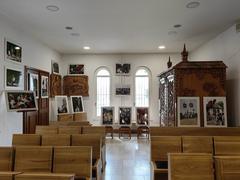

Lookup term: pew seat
[0,171,22,180]
[15,173,75,180]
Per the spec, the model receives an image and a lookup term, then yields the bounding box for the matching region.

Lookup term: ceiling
[0,0,240,54]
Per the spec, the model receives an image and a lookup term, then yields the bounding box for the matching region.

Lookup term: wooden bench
[15,173,75,180]
[182,136,213,153]
[36,126,58,134]
[0,147,13,171]
[168,153,214,180]
[214,136,240,155]
[0,171,22,180]
[58,126,81,134]
[12,134,41,146]
[73,112,87,121]
[58,114,74,122]
[41,134,71,146]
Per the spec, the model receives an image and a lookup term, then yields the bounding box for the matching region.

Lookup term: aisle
[104,136,150,180]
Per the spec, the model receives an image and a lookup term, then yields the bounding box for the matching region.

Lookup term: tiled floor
[103,135,150,180]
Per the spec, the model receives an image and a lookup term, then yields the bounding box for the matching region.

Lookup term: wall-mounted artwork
[5,39,22,63]
[5,90,38,112]
[55,96,69,115]
[68,64,84,75]
[28,72,39,98]
[102,107,114,125]
[119,107,132,125]
[5,65,24,90]
[41,75,49,98]
[177,97,200,127]
[70,96,84,113]
[203,97,227,127]
[136,107,149,126]
[115,85,131,96]
[116,63,131,75]
[52,61,59,74]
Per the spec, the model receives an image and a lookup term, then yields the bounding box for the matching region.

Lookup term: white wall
[0,14,61,146]
[61,53,181,125]
[190,24,240,126]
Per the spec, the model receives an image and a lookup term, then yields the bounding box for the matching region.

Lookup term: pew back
[0,147,13,171]
[58,126,81,134]
[214,136,240,155]
[41,135,71,146]
[182,136,213,153]
[36,126,58,134]
[12,134,41,146]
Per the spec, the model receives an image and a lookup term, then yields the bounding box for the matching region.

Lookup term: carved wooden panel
[63,75,89,96]
[50,74,62,97]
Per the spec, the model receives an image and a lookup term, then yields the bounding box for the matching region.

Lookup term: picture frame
[101,106,114,125]
[28,72,39,98]
[177,97,200,127]
[115,85,131,96]
[55,96,69,115]
[4,65,24,90]
[5,90,38,112]
[70,96,84,113]
[68,64,84,75]
[41,75,49,98]
[203,96,227,127]
[119,107,132,125]
[52,61,59,74]
[5,38,22,63]
[136,107,149,126]
[116,63,131,75]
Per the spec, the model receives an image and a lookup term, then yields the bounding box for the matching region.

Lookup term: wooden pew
[182,136,213,153]
[71,134,102,180]
[58,126,81,134]
[53,146,92,180]
[214,136,240,155]
[150,136,182,180]
[15,173,75,180]
[12,134,41,146]
[73,112,87,121]
[0,172,22,180]
[36,126,58,134]
[215,156,240,180]
[41,134,71,146]
[168,153,214,180]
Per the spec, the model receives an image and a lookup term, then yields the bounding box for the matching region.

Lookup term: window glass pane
[97,69,110,76]
[136,69,148,76]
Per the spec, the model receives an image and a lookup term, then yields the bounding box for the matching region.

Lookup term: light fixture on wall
[46,5,60,12]
[186,1,200,9]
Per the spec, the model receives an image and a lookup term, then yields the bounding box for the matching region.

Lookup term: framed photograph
[70,96,84,113]
[52,61,59,74]
[177,97,200,127]
[116,63,131,75]
[203,97,227,127]
[115,85,131,96]
[136,107,149,126]
[5,38,22,63]
[55,96,69,115]
[68,64,84,75]
[4,65,24,90]
[119,107,132,125]
[5,90,38,112]
[28,72,39,98]
[41,75,49,98]
[102,107,114,125]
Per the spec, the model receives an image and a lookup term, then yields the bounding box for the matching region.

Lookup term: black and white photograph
[5,39,22,63]
[41,75,49,98]
[115,85,131,96]
[5,90,37,112]
[102,106,114,125]
[119,107,132,125]
[136,107,149,126]
[5,66,24,90]
[52,61,59,74]
[68,64,84,75]
[203,97,227,127]
[55,96,69,114]
[70,96,84,113]
[116,63,131,75]
[177,97,200,127]
[28,72,39,98]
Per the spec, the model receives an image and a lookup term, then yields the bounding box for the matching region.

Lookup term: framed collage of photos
[55,96,69,115]
[136,107,149,126]
[101,106,114,125]
[4,65,24,90]
[5,38,22,64]
[115,85,131,96]
[116,63,131,75]
[70,96,84,113]
[119,107,132,125]
[68,64,84,75]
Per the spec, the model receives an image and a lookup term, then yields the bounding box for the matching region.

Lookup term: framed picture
[68,64,84,75]
[41,75,49,98]
[102,107,114,125]
[177,97,200,127]
[28,72,39,98]
[52,61,59,74]
[203,97,227,127]
[5,38,22,63]
[70,96,84,113]
[115,85,131,96]
[116,63,131,75]
[5,90,38,112]
[136,107,149,126]
[55,96,69,115]
[119,107,132,125]
[4,65,24,90]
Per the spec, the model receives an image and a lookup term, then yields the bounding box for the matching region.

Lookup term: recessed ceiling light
[174,24,182,28]
[186,1,200,8]
[65,26,73,30]
[83,46,90,50]
[70,33,80,37]
[46,5,59,12]
[158,46,166,49]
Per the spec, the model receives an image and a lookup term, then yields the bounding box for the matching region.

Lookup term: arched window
[96,68,111,116]
[135,68,150,107]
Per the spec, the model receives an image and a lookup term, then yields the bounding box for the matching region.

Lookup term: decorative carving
[50,74,62,97]
[167,56,172,68]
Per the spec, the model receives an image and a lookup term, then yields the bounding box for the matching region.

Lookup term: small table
[119,126,131,139]
[137,126,149,139]
[105,126,113,139]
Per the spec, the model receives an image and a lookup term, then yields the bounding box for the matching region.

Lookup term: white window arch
[95,67,111,116]
[135,67,150,107]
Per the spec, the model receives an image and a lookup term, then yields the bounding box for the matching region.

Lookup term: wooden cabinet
[50,74,62,97]
[158,46,227,127]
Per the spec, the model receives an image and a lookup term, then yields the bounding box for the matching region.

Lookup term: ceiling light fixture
[174,24,182,28]
[186,1,200,8]
[65,26,73,30]
[46,5,59,12]
[158,46,166,50]
[83,46,90,50]
[15,47,21,50]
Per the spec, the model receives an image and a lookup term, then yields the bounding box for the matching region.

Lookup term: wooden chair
[12,134,41,146]
[215,156,240,180]
[214,136,240,155]
[182,136,213,153]
[53,146,92,180]
[137,126,149,139]
[168,153,214,180]
[15,173,75,180]
[35,126,58,134]
[41,134,71,146]
[58,126,81,134]
[14,146,53,173]
[150,136,182,180]
[105,126,113,139]
[119,126,131,139]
